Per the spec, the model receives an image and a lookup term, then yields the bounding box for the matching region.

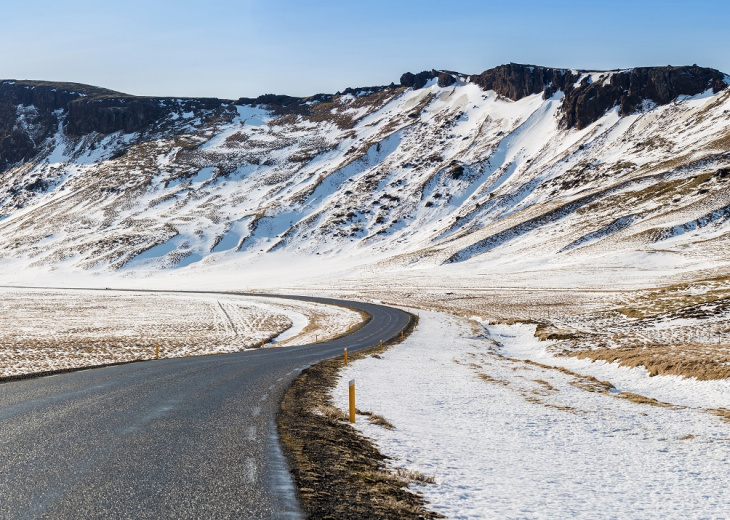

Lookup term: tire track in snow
[216,300,238,337]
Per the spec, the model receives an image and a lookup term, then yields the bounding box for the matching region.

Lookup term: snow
[1,76,714,286]
[484,321,730,410]
[0,288,364,377]
[334,311,730,519]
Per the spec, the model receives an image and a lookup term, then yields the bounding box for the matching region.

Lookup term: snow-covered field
[334,310,730,519]
[0,288,362,377]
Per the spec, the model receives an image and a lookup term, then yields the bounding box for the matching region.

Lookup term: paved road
[0,291,411,519]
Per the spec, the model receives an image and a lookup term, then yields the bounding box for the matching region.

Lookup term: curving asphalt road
[0,291,412,519]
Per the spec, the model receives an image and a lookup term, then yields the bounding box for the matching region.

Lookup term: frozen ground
[0,288,362,377]
[485,321,730,410]
[333,310,730,519]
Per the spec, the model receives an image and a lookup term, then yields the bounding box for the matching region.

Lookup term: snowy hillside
[1,64,729,287]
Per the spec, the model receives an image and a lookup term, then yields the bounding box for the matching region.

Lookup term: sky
[1,0,729,99]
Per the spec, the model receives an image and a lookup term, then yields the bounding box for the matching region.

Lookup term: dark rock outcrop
[65,96,224,135]
[468,63,727,129]
[470,64,574,101]
[400,63,728,130]
[561,66,728,129]
[0,81,92,171]
[237,93,303,107]
[438,72,457,88]
[0,80,230,172]
[401,70,457,89]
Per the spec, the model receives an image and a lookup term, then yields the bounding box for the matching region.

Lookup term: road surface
[0,291,411,519]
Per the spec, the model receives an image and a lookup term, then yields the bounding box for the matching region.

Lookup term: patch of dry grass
[534,323,579,341]
[571,345,730,380]
[477,372,511,386]
[708,408,730,422]
[522,394,585,414]
[533,379,557,391]
[615,275,730,319]
[395,467,436,484]
[567,375,615,393]
[358,409,396,430]
[616,392,676,408]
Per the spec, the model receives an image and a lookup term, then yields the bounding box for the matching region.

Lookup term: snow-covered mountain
[1,64,729,286]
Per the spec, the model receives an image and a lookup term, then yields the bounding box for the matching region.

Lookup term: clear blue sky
[1,0,728,99]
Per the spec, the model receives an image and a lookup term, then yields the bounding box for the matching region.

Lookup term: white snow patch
[335,311,730,519]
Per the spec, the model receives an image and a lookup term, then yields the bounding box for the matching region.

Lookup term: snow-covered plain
[0,288,362,377]
[334,311,730,519]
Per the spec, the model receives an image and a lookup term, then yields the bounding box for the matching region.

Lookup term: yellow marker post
[344,348,348,365]
[155,343,159,360]
[380,339,383,350]
[261,340,265,349]
[315,335,318,343]
[348,379,356,423]
[401,330,404,340]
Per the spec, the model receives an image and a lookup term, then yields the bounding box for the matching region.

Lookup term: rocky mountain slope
[1,63,729,286]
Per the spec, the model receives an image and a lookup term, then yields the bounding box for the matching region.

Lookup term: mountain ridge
[0,62,729,287]
[2,62,726,161]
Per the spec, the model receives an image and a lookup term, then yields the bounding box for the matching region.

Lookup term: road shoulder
[277,313,441,519]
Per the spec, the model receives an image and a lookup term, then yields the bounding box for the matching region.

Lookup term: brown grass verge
[571,345,730,380]
[277,314,443,519]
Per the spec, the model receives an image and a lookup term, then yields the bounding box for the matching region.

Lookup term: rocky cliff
[0,80,230,172]
[401,63,728,129]
[3,63,726,174]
